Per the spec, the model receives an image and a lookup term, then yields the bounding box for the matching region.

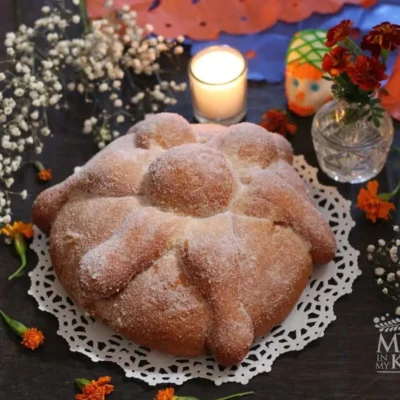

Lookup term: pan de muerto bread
[32,113,336,365]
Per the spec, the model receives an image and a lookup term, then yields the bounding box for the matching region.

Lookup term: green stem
[76,378,92,391]
[0,310,27,337]
[378,182,400,202]
[381,49,390,66]
[79,0,91,34]
[14,0,21,28]
[216,392,255,400]
[342,38,362,57]
[8,233,27,280]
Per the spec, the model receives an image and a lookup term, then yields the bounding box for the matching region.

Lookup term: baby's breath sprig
[367,225,400,315]
[0,0,185,228]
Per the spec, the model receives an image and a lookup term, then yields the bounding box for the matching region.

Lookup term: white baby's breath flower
[382,287,388,294]
[112,130,120,138]
[116,115,124,123]
[99,83,109,92]
[26,136,34,144]
[41,6,50,14]
[3,215,11,223]
[378,239,386,247]
[396,306,400,316]
[367,245,375,253]
[145,24,154,33]
[19,120,28,131]
[113,80,121,89]
[77,83,84,93]
[174,46,184,55]
[387,272,396,282]
[20,190,27,200]
[0,72,5,81]
[72,15,80,24]
[114,99,122,107]
[41,127,51,136]
[177,35,185,43]
[14,88,24,97]
[67,82,76,91]
[35,146,42,154]
[7,48,15,56]
[4,107,12,115]
[30,110,39,120]
[83,125,92,134]
[49,94,60,105]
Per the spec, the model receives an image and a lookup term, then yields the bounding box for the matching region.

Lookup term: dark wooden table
[1,2,400,399]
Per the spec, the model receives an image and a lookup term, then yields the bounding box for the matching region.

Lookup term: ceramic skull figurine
[285,29,332,117]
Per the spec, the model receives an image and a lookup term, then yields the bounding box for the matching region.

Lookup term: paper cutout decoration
[285,30,332,117]
[380,51,400,121]
[86,0,376,40]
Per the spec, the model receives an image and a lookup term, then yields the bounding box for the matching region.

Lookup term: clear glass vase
[311,99,394,183]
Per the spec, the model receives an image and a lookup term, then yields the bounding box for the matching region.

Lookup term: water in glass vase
[312,100,394,184]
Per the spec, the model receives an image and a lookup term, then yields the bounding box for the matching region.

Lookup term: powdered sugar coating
[32,113,336,366]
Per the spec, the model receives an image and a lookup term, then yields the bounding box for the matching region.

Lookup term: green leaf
[373,117,380,128]
[322,76,333,81]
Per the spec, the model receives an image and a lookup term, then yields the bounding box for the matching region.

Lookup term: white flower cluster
[0,1,186,223]
[58,2,185,148]
[367,228,400,315]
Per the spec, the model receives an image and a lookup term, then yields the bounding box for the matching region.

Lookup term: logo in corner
[374,314,400,373]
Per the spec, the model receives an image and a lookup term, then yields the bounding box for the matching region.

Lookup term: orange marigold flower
[325,19,353,47]
[21,327,45,350]
[37,169,52,181]
[154,388,176,400]
[347,55,388,91]
[75,377,114,400]
[357,180,395,223]
[259,109,297,137]
[361,22,400,57]
[1,221,34,239]
[322,46,353,76]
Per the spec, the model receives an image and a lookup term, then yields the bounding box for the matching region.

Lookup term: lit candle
[189,45,247,125]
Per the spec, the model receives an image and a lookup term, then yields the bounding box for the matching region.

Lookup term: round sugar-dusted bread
[32,113,336,366]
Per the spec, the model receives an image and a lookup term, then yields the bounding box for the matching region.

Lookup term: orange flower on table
[0,310,45,350]
[21,327,45,350]
[75,376,114,400]
[347,55,388,91]
[1,221,33,239]
[357,180,395,223]
[259,109,297,137]
[154,388,176,400]
[34,161,52,181]
[361,22,400,57]
[38,169,52,181]
[325,19,353,47]
[322,46,352,77]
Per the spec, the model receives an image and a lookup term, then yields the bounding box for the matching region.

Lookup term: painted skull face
[285,30,333,117]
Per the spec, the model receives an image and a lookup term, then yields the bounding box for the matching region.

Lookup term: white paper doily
[28,155,360,386]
